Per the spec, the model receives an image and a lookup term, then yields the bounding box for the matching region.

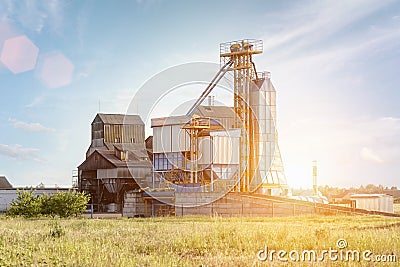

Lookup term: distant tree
[359,185,365,193]
[378,184,384,193]
[318,186,347,198]
[317,184,398,197]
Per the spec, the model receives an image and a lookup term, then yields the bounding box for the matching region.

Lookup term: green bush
[44,191,90,218]
[7,189,90,218]
[7,190,43,218]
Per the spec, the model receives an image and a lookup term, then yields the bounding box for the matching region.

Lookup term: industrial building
[350,194,394,213]
[78,113,152,212]
[77,39,398,217]
[150,106,239,192]
[0,176,12,189]
[148,40,289,196]
[76,39,333,216]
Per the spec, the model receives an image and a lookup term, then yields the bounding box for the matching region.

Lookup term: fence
[175,193,400,217]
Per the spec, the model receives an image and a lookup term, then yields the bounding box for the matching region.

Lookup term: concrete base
[175,192,318,217]
[123,191,400,218]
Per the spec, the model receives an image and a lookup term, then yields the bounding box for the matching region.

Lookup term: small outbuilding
[350,194,394,213]
[0,176,12,189]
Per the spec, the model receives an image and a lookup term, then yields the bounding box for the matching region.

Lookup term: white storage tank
[198,129,240,180]
[198,129,240,166]
[350,194,394,213]
[151,116,191,154]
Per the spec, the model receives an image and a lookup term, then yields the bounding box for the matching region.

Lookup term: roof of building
[151,106,236,127]
[78,145,152,170]
[113,144,149,159]
[195,105,235,118]
[0,176,12,189]
[331,191,355,199]
[0,188,70,192]
[151,115,190,127]
[350,194,393,199]
[383,189,400,199]
[95,113,144,125]
[97,150,151,167]
[254,77,276,92]
[145,136,153,150]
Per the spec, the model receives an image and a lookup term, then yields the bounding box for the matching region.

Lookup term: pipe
[186,60,233,116]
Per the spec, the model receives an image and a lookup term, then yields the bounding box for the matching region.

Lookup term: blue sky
[0,0,399,188]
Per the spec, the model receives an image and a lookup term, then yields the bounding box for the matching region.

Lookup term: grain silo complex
[147,40,289,196]
[77,40,397,217]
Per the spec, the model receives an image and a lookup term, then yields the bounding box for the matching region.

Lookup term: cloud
[380,117,400,128]
[2,0,66,34]
[273,23,400,76]
[0,144,45,163]
[263,0,394,52]
[9,118,55,133]
[260,0,400,78]
[360,147,384,163]
[98,89,138,114]
[25,95,45,108]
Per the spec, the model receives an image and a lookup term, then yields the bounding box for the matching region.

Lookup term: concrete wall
[174,193,398,217]
[175,193,321,217]
[123,191,175,217]
[122,192,399,218]
[0,188,70,212]
[351,195,394,213]
[122,191,146,217]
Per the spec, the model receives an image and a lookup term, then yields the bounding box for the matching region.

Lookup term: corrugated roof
[350,194,392,198]
[0,176,13,189]
[253,77,276,92]
[113,144,149,159]
[151,106,235,127]
[97,150,152,168]
[145,136,153,150]
[96,113,144,125]
[79,142,152,170]
[384,189,400,198]
[151,115,190,127]
[195,106,235,118]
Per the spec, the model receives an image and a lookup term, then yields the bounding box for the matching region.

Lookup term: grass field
[394,203,400,214]
[0,215,399,266]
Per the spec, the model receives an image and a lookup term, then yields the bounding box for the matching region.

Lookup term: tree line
[318,184,399,199]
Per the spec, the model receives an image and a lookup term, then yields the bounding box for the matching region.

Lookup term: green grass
[0,215,399,266]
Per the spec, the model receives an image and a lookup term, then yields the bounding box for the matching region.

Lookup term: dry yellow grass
[394,203,400,214]
[0,215,399,266]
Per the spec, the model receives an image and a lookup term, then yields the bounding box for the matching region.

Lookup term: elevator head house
[78,113,152,212]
